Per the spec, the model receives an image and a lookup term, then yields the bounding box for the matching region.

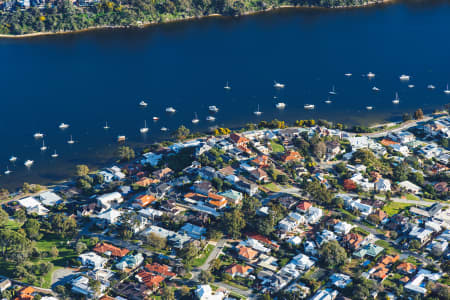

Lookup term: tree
[223,208,246,239]
[0,207,9,227]
[174,125,190,140]
[161,286,175,300]
[409,239,421,250]
[414,108,424,120]
[75,241,87,254]
[146,233,167,250]
[118,146,135,161]
[179,242,199,264]
[199,270,213,283]
[50,246,59,257]
[319,240,347,268]
[23,219,41,240]
[212,177,223,192]
[0,229,32,264]
[402,113,412,122]
[14,209,27,224]
[76,164,89,177]
[88,278,101,296]
[241,196,261,218]
[313,141,326,159]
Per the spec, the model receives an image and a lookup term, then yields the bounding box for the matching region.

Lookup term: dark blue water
[1,0,450,189]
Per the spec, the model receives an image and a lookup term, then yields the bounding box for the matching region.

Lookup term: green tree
[146,232,167,250]
[174,125,190,140]
[50,246,59,257]
[223,208,246,239]
[414,108,424,120]
[0,207,9,227]
[161,286,175,300]
[118,146,135,161]
[76,164,89,177]
[319,240,347,268]
[75,241,87,254]
[199,270,213,283]
[23,219,41,240]
[88,278,101,296]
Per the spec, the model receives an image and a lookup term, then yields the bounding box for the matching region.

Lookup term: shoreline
[0,0,392,39]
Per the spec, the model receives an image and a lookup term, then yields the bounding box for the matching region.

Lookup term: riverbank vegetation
[0,0,380,35]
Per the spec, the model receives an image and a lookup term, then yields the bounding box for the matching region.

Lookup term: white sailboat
[367,72,375,78]
[67,135,75,144]
[153,116,159,121]
[366,106,373,110]
[192,113,200,124]
[59,123,69,129]
[427,84,435,89]
[304,104,315,110]
[444,84,450,94]
[392,92,400,104]
[34,132,44,139]
[140,120,149,133]
[161,127,168,132]
[273,81,285,88]
[117,135,126,142]
[408,84,415,88]
[206,116,216,122]
[224,81,231,90]
[9,156,17,162]
[51,150,59,158]
[24,160,34,167]
[329,85,337,95]
[165,107,176,113]
[344,73,352,77]
[325,98,332,104]
[372,86,380,91]
[209,106,219,113]
[254,104,262,116]
[4,167,11,175]
[399,74,410,81]
[40,140,47,151]
[103,121,110,130]
[139,100,148,107]
[276,102,286,109]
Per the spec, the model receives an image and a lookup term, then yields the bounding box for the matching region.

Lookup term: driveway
[51,267,79,288]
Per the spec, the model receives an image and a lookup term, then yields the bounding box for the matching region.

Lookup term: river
[0,0,449,189]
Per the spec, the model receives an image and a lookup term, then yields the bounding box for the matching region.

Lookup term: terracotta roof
[252,155,269,167]
[230,133,249,145]
[209,199,228,208]
[380,255,399,265]
[136,177,159,187]
[281,150,303,162]
[94,242,130,257]
[397,262,417,273]
[14,287,35,300]
[371,209,388,221]
[246,233,280,249]
[380,139,399,146]
[296,201,312,211]
[343,233,363,249]
[372,264,389,279]
[135,194,157,207]
[145,263,176,278]
[237,245,258,260]
[225,264,252,276]
[136,270,165,288]
[99,296,117,300]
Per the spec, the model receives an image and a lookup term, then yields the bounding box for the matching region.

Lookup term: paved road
[341,192,436,206]
[199,239,226,271]
[214,281,255,299]
[361,116,432,138]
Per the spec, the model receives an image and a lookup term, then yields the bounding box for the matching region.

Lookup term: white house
[405,269,442,295]
[195,284,226,300]
[334,221,353,235]
[97,192,123,210]
[18,197,49,215]
[375,178,391,192]
[38,191,62,206]
[78,252,108,269]
[307,207,323,224]
[96,208,122,225]
[330,273,352,289]
[409,226,433,244]
[398,181,421,194]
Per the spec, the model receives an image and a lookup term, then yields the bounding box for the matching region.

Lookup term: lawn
[384,202,412,216]
[405,194,419,201]
[224,280,249,291]
[375,239,399,255]
[270,140,285,153]
[192,244,215,267]
[263,182,281,192]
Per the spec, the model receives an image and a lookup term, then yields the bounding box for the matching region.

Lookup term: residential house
[207,193,228,210]
[225,264,253,278]
[252,155,270,168]
[93,243,129,258]
[230,133,249,147]
[409,226,433,244]
[38,191,62,206]
[78,252,108,269]
[296,201,312,213]
[246,233,280,251]
[397,262,417,275]
[97,192,123,210]
[145,263,176,279]
[342,233,364,250]
[135,177,159,188]
[310,288,338,300]
[281,150,303,163]
[317,230,337,246]
[398,181,421,194]
[192,181,214,195]
[96,209,122,226]
[72,276,106,298]
[152,167,173,179]
[249,168,269,183]
[354,243,384,258]
[218,189,243,205]
[307,207,323,224]
[326,141,341,158]
[236,245,259,262]
[195,284,226,300]
[374,178,391,192]
[18,197,49,215]
[0,278,11,293]
[234,179,258,196]
[198,166,217,181]
[116,253,144,271]
[179,223,206,240]
[330,273,352,289]
[334,221,353,235]
[405,269,442,295]
[133,194,156,208]
[135,271,165,291]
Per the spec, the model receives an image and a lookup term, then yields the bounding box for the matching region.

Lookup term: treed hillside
[0,0,375,35]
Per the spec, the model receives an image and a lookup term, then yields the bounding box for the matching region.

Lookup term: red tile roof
[225,264,252,276]
[135,194,157,207]
[296,201,312,212]
[145,263,176,278]
[246,233,280,249]
[93,242,130,257]
[237,245,258,260]
[136,271,165,288]
[281,150,303,162]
